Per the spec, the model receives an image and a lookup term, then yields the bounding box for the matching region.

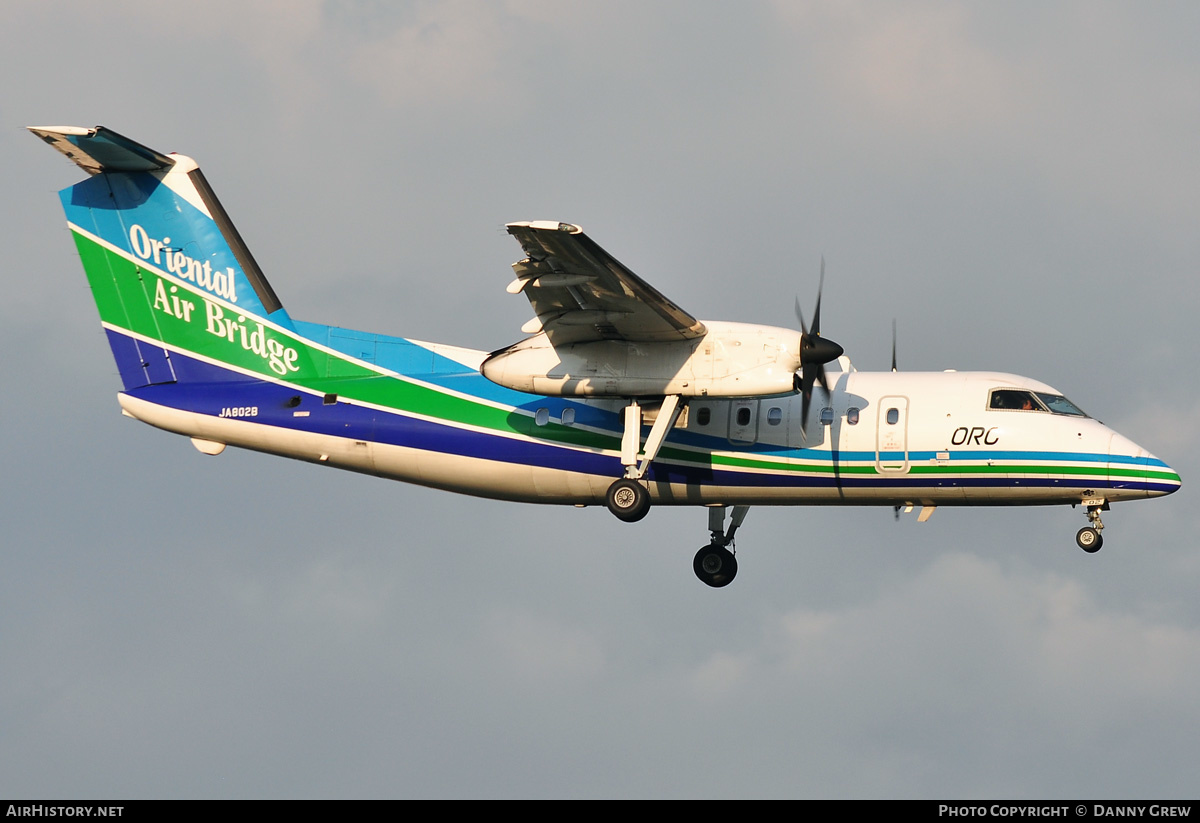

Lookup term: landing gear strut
[604,396,683,523]
[1076,498,1107,553]
[694,505,749,587]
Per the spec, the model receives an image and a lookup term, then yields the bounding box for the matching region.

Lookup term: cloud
[708,553,1200,794]
[726,554,1200,713]
[769,2,1027,141]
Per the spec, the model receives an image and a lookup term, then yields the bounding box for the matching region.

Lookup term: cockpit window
[988,388,1088,417]
[1034,392,1088,417]
[989,389,1043,411]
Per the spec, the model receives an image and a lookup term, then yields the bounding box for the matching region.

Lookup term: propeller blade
[797,363,833,440]
[793,257,844,441]
[794,298,809,336]
[797,368,814,440]
[815,362,831,394]
[800,379,812,437]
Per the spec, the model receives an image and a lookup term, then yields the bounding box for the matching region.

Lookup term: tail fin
[31,126,312,388]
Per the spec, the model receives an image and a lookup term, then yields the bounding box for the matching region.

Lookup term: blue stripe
[202,324,1174,472]
[111,331,1176,498]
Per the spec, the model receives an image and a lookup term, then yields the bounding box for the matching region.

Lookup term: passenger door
[876,396,910,473]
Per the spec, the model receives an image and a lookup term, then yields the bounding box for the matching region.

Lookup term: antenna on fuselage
[891,319,898,372]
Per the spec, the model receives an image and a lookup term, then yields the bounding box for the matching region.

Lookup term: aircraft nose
[1108,432,1181,498]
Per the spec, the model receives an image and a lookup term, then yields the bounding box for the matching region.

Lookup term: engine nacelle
[482,321,803,398]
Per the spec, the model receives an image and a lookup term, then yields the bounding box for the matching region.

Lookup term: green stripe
[74,229,621,448]
[71,230,1182,487]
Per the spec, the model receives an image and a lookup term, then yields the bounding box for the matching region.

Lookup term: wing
[505,221,706,344]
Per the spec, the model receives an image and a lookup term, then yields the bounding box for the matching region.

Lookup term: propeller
[793,258,844,438]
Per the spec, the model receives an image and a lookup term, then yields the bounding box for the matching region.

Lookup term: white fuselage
[116,357,1177,511]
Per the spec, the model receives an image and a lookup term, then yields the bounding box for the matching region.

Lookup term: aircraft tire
[606,479,651,522]
[693,544,737,588]
[1076,527,1103,553]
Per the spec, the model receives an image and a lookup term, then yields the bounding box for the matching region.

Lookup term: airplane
[30,125,1181,588]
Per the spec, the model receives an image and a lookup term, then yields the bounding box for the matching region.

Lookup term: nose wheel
[1076,526,1103,552]
[1076,498,1107,553]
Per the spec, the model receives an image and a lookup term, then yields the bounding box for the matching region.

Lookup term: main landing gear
[693,505,749,588]
[603,396,683,524]
[598,396,748,588]
[606,478,650,522]
[1075,497,1107,553]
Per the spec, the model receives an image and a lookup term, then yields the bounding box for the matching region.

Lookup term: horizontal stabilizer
[27,125,174,175]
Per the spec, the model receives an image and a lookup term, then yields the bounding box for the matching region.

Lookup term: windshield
[1034,392,1088,417]
[988,388,1089,417]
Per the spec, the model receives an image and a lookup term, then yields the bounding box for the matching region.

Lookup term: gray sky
[2,0,1198,799]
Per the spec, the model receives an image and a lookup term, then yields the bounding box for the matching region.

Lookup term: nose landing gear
[1076,527,1102,552]
[1076,498,1107,553]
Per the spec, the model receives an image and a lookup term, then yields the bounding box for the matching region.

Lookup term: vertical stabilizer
[31,126,312,389]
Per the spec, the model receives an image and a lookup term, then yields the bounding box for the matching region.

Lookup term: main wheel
[693,544,738,587]
[605,479,651,522]
[1076,526,1103,553]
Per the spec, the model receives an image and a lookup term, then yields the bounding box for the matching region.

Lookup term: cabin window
[697,407,711,426]
[323,393,338,405]
[820,407,834,425]
[535,407,550,426]
[736,407,752,427]
[846,407,860,425]
[767,406,783,426]
[886,408,899,425]
[561,408,576,426]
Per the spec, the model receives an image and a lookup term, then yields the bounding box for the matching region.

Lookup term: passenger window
[535,408,550,426]
[736,407,751,426]
[767,407,783,425]
[697,407,711,426]
[820,407,834,425]
[886,408,899,425]
[846,407,860,425]
[561,408,575,426]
